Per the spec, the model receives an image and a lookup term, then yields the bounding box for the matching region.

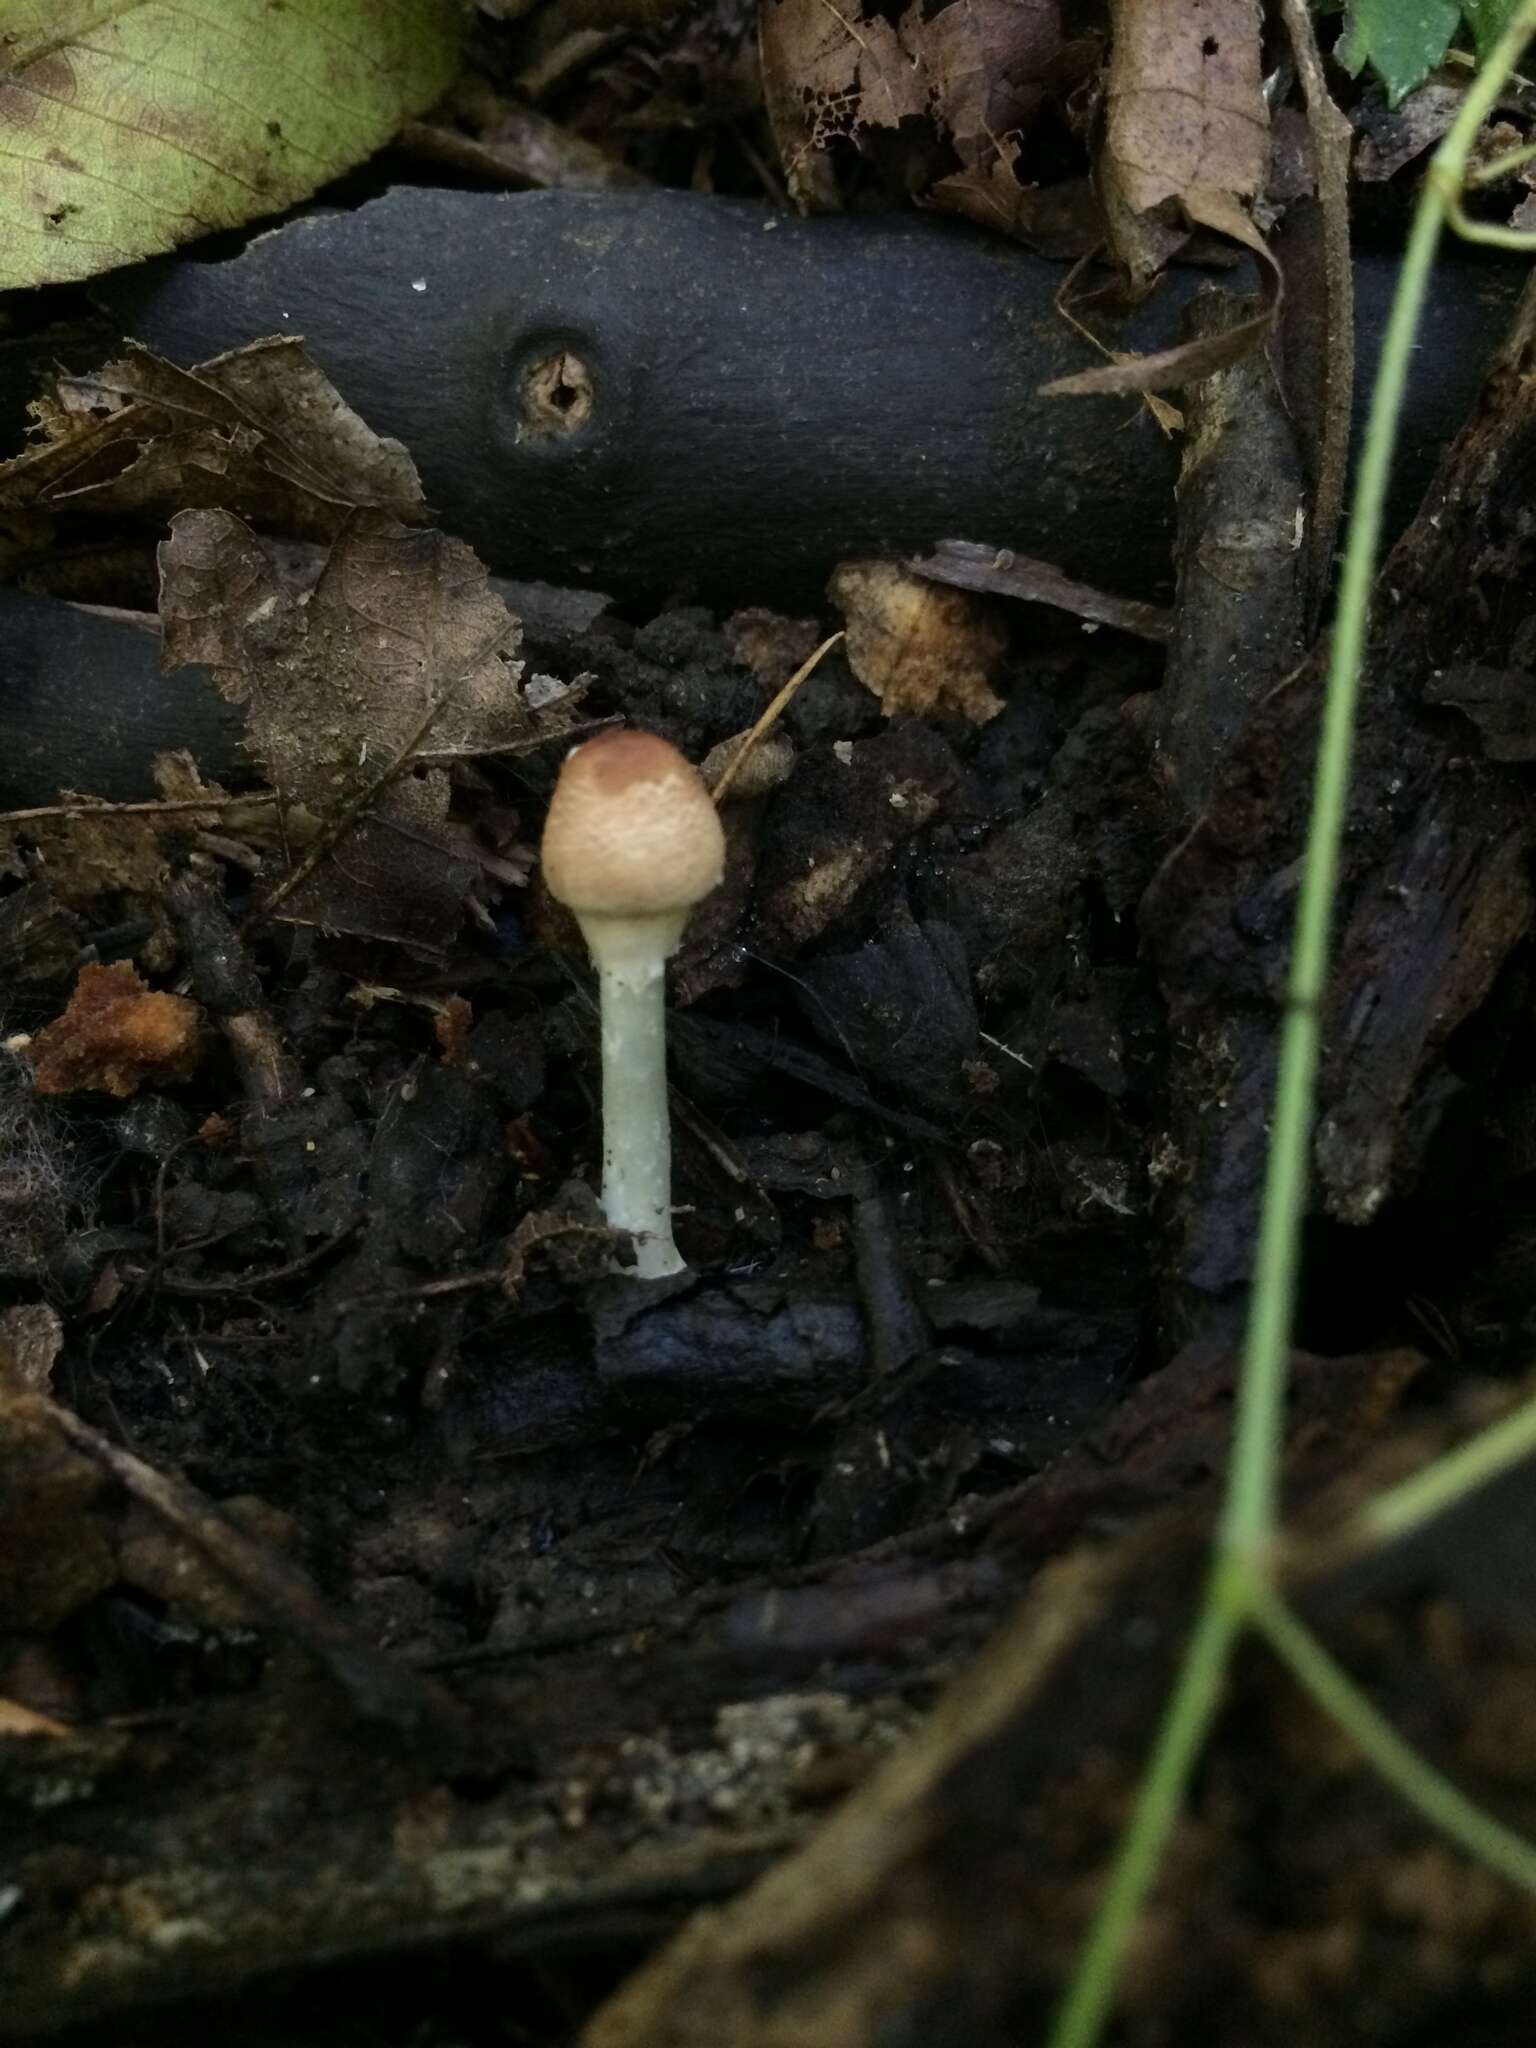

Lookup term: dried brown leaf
[0,339,424,545]
[918,0,1061,166]
[929,155,1106,257]
[1100,0,1267,284]
[158,511,581,952]
[830,560,1005,723]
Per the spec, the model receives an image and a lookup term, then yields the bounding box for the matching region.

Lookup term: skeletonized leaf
[761,0,1060,209]
[0,0,461,288]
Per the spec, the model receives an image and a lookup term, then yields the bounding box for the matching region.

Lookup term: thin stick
[0,792,279,826]
[1277,0,1355,627]
[708,631,844,801]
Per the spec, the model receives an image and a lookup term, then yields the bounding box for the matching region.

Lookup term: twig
[149,1223,360,1298]
[1278,0,1356,629]
[44,1400,466,1745]
[709,632,844,802]
[0,792,279,827]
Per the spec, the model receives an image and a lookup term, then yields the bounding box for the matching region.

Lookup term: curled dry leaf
[0,339,425,546]
[1100,0,1268,281]
[931,150,1108,257]
[159,511,584,952]
[29,962,204,1099]
[1047,0,1277,402]
[830,560,1006,724]
[761,0,1061,210]
[906,539,1174,644]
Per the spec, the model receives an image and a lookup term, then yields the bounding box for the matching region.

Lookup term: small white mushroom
[541,728,725,1278]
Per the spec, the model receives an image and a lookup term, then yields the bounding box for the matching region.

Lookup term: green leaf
[1463,0,1524,60]
[0,0,461,289]
[1337,0,1460,102]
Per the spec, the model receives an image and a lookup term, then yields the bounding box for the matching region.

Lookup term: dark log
[98,189,1525,606]
[0,594,240,808]
[0,196,1525,807]
[0,575,603,810]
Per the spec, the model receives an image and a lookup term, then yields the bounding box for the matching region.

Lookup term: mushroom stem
[540,729,723,1282]
[579,911,688,1279]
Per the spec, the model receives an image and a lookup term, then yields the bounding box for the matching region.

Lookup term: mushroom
[540,728,725,1278]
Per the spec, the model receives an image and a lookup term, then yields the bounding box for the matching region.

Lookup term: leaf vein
[63,43,339,162]
[0,136,199,220]
[12,82,273,199]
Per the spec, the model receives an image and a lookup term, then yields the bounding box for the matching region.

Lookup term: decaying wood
[0,206,1524,810]
[1153,288,1308,813]
[577,1378,1536,2048]
[1145,272,1536,1344]
[0,1343,1435,2039]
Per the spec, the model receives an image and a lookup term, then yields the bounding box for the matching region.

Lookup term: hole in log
[518,348,595,440]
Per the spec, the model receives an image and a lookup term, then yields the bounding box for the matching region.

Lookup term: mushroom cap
[541,728,725,919]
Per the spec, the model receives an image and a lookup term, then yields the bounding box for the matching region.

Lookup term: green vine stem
[1356,1386,1536,1548]
[1047,8,1536,2044]
[1252,1588,1536,1893]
